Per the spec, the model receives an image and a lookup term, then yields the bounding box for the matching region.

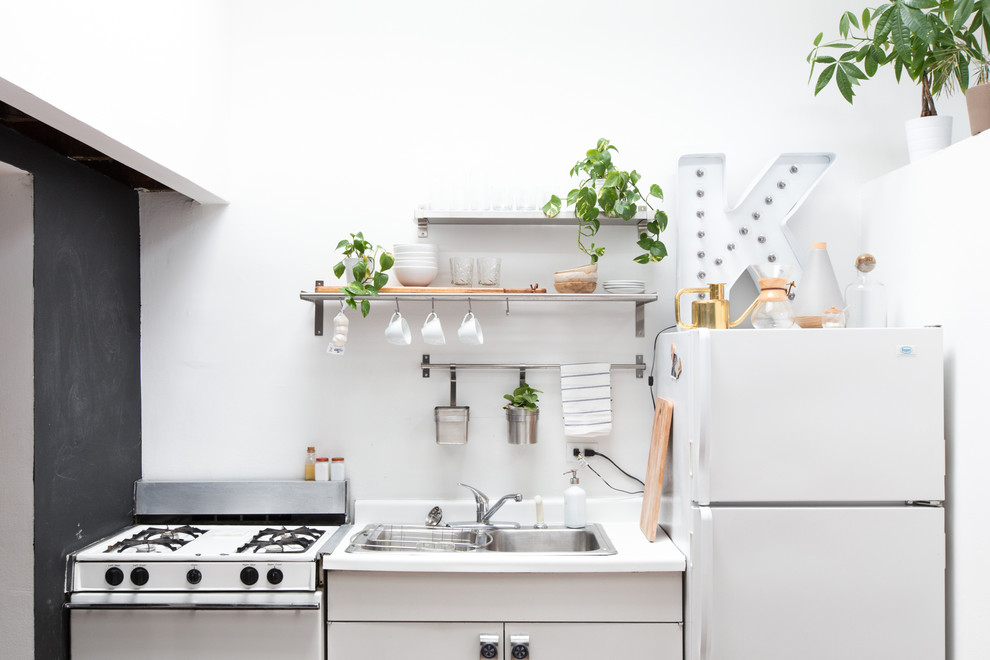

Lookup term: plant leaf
[372,271,388,290]
[379,251,394,271]
[840,61,868,80]
[360,299,371,317]
[630,169,641,185]
[649,183,664,199]
[632,254,651,264]
[333,261,345,279]
[656,209,668,231]
[815,63,837,95]
[862,8,871,30]
[865,51,879,76]
[816,55,838,64]
[835,67,855,103]
[603,171,623,188]
[542,194,561,218]
[814,31,823,46]
[889,8,913,64]
[899,3,935,44]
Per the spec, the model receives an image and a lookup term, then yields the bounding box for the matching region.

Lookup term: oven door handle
[65,602,321,611]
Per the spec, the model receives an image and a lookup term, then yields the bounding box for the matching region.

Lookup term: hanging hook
[432,297,436,313]
[505,298,510,316]
[339,300,347,313]
[394,298,400,314]
[468,298,473,314]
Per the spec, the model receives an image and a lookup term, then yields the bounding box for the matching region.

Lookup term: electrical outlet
[566,442,597,462]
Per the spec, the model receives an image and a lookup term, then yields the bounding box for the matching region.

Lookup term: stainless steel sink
[345,524,492,553]
[487,524,616,555]
[344,523,615,556]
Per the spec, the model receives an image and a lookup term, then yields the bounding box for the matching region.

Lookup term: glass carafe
[750,264,796,329]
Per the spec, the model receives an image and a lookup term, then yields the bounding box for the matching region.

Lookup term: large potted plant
[542,138,668,292]
[332,232,394,317]
[807,0,988,159]
[503,382,541,445]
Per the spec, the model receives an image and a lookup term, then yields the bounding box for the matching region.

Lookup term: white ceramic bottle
[792,242,844,328]
[563,470,586,529]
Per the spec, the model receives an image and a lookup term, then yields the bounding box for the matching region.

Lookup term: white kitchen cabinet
[327,622,505,659]
[326,571,682,659]
[327,621,680,660]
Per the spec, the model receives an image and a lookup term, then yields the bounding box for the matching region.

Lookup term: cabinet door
[328,621,504,660]
[503,623,681,660]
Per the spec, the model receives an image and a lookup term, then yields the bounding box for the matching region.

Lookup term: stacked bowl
[392,243,439,286]
[603,279,646,294]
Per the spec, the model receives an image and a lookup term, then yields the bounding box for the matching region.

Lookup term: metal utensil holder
[435,365,469,445]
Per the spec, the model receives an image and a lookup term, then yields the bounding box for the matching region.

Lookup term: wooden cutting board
[315,286,547,294]
[639,397,673,542]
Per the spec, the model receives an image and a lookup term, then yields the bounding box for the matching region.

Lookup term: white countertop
[322,498,685,573]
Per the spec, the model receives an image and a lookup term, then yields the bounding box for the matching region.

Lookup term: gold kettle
[675,282,759,329]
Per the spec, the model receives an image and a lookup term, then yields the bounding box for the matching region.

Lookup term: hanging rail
[421,355,646,379]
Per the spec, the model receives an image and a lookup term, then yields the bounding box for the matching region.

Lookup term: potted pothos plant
[503,382,541,445]
[332,232,394,317]
[542,138,668,292]
[807,0,990,158]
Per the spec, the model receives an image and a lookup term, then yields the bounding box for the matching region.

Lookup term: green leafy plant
[542,138,668,265]
[807,0,990,116]
[503,382,541,411]
[332,232,394,317]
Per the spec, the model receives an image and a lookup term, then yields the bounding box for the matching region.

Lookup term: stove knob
[240,566,259,586]
[186,569,202,585]
[130,567,149,586]
[105,567,124,586]
[267,568,284,585]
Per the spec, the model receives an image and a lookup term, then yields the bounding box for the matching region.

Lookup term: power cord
[574,448,644,495]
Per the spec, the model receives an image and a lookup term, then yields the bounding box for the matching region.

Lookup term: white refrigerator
[657,328,945,660]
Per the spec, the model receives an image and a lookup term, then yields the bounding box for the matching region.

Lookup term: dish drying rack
[347,524,493,553]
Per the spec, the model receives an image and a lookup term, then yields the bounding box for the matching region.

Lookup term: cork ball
[855,253,877,273]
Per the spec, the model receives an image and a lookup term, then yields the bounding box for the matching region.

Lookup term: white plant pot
[905,115,953,163]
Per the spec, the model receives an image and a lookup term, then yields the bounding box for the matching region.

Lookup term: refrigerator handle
[692,507,714,660]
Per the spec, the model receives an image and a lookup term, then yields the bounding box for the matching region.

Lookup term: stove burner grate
[105,525,207,553]
[236,526,324,554]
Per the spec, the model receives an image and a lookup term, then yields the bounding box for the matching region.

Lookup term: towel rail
[421,355,645,379]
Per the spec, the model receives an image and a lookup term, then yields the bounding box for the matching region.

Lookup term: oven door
[67,591,323,659]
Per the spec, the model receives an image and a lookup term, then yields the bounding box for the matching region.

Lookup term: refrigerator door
[686,505,945,660]
[659,328,944,504]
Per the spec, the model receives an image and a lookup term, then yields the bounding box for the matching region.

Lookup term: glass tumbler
[477,257,501,287]
[450,257,474,286]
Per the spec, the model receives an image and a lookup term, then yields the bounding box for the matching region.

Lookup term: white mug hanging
[327,304,349,355]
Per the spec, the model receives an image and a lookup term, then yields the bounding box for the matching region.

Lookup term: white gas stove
[66,481,349,660]
[70,523,342,593]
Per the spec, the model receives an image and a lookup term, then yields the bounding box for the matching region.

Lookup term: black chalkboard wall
[0,123,141,660]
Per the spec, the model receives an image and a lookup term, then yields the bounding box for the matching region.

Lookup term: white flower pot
[905,115,953,163]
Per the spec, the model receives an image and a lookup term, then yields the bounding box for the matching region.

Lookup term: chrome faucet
[456,482,522,527]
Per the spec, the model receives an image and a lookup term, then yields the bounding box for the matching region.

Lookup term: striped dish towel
[560,362,612,438]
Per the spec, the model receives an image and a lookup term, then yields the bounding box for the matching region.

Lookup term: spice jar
[330,457,346,481]
[304,446,317,481]
[315,457,330,481]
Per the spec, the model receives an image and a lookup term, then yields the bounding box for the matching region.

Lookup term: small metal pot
[506,406,538,444]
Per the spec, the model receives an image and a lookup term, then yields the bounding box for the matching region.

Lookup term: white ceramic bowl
[393,258,439,267]
[393,264,439,286]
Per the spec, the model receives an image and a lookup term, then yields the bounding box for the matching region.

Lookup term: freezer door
[699,328,943,503]
[686,505,945,660]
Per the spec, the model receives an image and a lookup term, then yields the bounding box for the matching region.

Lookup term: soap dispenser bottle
[563,470,586,529]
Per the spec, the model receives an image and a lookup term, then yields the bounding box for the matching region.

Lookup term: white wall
[0,0,231,202]
[0,162,34,659]
[862,132,990,660]
[140,0,970,499]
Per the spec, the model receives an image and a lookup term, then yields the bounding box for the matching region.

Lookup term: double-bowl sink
[345,522,616,556]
